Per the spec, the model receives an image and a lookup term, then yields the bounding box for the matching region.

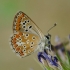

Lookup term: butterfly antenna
[47,23,57,34]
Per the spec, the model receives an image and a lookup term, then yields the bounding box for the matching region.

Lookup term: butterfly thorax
[44,34,51,48]
[37,33,52,53]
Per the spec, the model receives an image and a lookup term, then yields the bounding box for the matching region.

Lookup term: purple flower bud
[37,52,46,62]
[37,51,58,67]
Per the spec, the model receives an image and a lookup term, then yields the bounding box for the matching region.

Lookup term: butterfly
[9,11,46,58]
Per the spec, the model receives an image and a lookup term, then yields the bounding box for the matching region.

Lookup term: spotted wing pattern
[9,11,45,57]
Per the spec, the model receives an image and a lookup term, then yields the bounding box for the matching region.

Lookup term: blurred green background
[0,0,70,70]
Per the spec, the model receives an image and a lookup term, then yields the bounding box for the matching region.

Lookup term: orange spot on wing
[16,47,20,52]
[12,44,18,50]
[13,37,16,41]
[12,37,16,44]
[16,27,20,31]
[16,14,24,24]
[16,23,20,26]
[16,34,20,38]
[17,17,21,23]
[19,50,24,56]
[15,13,24,31]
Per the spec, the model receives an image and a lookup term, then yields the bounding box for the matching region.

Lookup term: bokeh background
[0,0,70,70]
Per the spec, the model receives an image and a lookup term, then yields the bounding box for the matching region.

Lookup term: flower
[37,50,59,67]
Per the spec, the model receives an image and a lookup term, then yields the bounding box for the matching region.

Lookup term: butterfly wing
[13,11,44,39]
[9,11,45,57]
